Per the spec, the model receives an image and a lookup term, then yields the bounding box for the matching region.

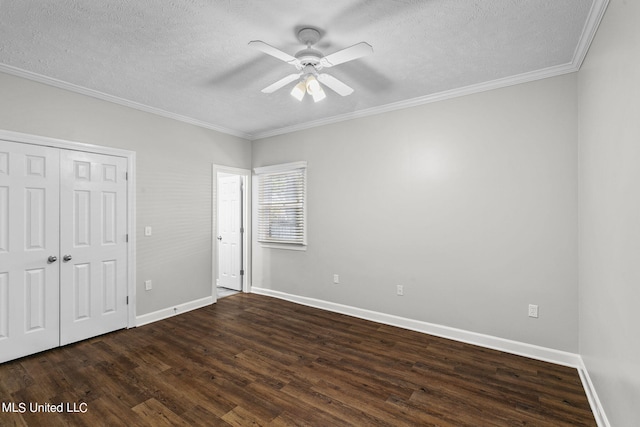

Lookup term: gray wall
[252,74,579,352]
[578,0,640,425]
[0,71,252,316]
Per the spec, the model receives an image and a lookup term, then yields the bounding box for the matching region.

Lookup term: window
[255,161,307,247]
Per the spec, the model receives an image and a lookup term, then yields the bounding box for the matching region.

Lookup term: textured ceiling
[0,0,606,140]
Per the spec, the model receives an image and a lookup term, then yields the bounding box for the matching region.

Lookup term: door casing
[213,165,251,301]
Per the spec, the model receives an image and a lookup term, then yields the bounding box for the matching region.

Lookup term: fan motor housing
[295,48,323,69]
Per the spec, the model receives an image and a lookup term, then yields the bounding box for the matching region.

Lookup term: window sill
[259,243,307,251]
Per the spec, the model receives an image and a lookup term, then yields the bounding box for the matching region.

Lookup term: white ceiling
[0,0,607,140]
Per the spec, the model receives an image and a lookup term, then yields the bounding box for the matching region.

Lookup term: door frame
[0,129,137,327]
[212,164,251,301]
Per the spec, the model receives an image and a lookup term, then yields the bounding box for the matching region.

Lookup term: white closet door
[0,141,60,363]
[59,150,128,346]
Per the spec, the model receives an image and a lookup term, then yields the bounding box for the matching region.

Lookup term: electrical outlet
[528,304,538,318]
[333,274,339,284]
[144,226,152,236]
[145,280,152,291]
[397,285,404,296]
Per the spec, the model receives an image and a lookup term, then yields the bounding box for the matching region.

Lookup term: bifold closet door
[0,141,61,363]
[59,150,128,346]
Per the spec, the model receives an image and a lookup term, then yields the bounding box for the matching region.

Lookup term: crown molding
[571,0,610,68]
[0,63,252,140]
[249,62,579,140]
[248,0,610,141]
[0,0,608,142]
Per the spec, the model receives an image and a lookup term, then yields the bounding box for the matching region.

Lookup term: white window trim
[254,161,307,175]
[254,161,307,250]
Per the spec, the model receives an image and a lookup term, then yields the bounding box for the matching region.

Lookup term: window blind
[256,163,306,245]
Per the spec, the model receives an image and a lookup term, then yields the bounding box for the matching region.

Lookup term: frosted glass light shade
[290,81,306,101]
[311,87,326,102]
[305,75,321,95]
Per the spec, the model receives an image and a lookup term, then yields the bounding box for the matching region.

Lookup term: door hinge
[126,296,129,305]
[125,172,128,180]
[126,234,129,242]
[240,227,245,233]
[240,270,245,276]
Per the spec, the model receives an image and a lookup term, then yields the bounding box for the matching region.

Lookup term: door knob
[48,256,57,263]
[217,236,222,241]
[63,255,73,262]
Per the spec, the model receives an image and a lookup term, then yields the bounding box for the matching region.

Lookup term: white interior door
[59,150,128,346]
[0,141,60,363]
[218,174,242,291]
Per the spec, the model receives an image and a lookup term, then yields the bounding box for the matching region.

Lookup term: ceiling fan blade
[320,42,373,68]
[261,73,301,93]
[317,74,354,96]
[249,40,300,66]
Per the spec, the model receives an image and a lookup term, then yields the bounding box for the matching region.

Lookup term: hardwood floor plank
[0,363,34,395]
[75,395,144,427]
[385,394,462,427]
[0,293,596,426]
[131,398,191,427]
[0,412,29,427]
[309,378,417,427]
[164,368,237,418]
[278,381,380,426]
[221,405,265,427]
[180,404,233,427]
[244,380,343,425]
[267,411,316,427]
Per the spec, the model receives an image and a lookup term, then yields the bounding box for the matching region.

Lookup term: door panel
[0,273,8,340]
[25,268,47,331]
[0,141,60,363]
[59,150,128,346]
[73,263,91,320]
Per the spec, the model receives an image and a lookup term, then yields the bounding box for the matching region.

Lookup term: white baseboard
[135,296,214,327]
[578,362,611,427]
[251,287,582,368]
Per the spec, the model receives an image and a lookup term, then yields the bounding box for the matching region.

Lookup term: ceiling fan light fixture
[311,86,326,103]
[305,75,321,95]
[251,28,371,103]
[290,80,306,101]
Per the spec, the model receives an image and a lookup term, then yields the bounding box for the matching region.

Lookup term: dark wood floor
[0,293,595,426]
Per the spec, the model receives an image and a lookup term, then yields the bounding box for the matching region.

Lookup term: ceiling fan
[249,28,373,102]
